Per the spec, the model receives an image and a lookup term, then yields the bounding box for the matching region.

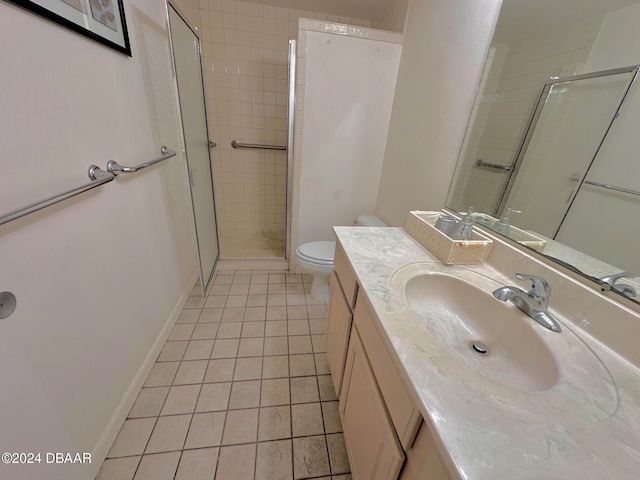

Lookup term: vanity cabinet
[341,327,404,479]
[328,239,451,480]
[326,271,353,396]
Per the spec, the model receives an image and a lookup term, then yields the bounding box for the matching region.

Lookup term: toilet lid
[297,241,335,264]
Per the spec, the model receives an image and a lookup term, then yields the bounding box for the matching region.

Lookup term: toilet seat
[296,241,335,265]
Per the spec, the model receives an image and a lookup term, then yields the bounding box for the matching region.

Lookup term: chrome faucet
[598,272,637,298]
[492,273,561,332]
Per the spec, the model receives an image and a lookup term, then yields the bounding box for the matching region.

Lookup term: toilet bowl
[295,215,387,302]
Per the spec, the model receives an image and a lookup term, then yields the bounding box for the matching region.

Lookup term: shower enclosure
[204,8,298,260]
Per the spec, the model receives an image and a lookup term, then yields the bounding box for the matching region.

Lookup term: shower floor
[219,229,285,259]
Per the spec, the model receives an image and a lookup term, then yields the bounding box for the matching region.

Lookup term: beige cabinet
[329,239,450,480]
[326,271,353,396]
[340,327,404,480]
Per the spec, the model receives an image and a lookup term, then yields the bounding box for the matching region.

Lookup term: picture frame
[6,0,131,56]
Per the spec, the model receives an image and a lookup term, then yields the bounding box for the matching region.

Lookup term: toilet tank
[355,215,387,227]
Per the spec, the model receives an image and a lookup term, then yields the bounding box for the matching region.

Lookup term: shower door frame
[166,2,220,294]
[285,39,297,261]
[495,65,640,229]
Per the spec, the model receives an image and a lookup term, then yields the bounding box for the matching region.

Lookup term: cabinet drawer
[334,242,358,308]
[326,271,353,397]
[340,327,404,480]
[354,295,422,450]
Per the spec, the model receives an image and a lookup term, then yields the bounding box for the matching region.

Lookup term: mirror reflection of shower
[448,66,637,240]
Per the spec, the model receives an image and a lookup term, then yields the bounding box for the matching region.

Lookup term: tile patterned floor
[96,269,351,480]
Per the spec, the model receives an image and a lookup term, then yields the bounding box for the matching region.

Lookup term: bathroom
[1,0,639,479]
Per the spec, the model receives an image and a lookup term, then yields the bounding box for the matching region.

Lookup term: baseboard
[89,269,199,477]
[216,258,290,271]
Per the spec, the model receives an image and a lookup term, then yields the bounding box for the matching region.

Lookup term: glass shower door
[499,68,636,237]
[169,6,219,291]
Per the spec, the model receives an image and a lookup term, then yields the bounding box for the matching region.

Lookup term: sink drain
[470,341,488,355]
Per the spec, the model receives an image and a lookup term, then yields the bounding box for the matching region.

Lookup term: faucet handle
[515,273,551,299]
[599,272,635,285]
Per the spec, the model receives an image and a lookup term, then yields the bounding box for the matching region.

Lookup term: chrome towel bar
[0,145,176,227]
[231,140,286,151]
[106,145,176,176]
[475,159,511,171]
[0,165,114,227]
[583,180,640,198]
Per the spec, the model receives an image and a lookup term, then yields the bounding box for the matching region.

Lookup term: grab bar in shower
[583,180,640,198]
[0,165,114,227]
[475,159,511,171]
[231,140,287,151]
[106,145,176,176]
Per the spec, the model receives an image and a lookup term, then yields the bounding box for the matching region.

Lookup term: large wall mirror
[446,0,640,304]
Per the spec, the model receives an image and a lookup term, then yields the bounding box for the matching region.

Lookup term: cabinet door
[326,271,353,396]
[340,327,404,480]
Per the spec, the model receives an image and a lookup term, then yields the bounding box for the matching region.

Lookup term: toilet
[295,215,388,302]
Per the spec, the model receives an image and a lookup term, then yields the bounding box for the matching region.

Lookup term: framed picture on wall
[5,0,131,56]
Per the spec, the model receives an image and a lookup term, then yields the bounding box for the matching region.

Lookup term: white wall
[0,2,197,479]
[375,0,503,226]
[295,27,402,247]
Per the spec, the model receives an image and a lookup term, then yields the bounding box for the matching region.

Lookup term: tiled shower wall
[449,16,603,214]
[198,0,370,256]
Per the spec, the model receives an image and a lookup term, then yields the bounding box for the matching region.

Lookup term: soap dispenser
[493,208,521,235]
[452,207,475,240]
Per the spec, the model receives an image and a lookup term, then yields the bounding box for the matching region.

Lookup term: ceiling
[494,0,640,43]
[245,0,398,22]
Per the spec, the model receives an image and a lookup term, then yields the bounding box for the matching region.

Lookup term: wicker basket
[405,211,493,265]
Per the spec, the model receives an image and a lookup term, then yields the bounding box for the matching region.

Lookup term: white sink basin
[389,262,618,419]
[405,272,559,392]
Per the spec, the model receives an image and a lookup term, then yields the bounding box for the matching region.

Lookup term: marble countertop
[334,226,640,480]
